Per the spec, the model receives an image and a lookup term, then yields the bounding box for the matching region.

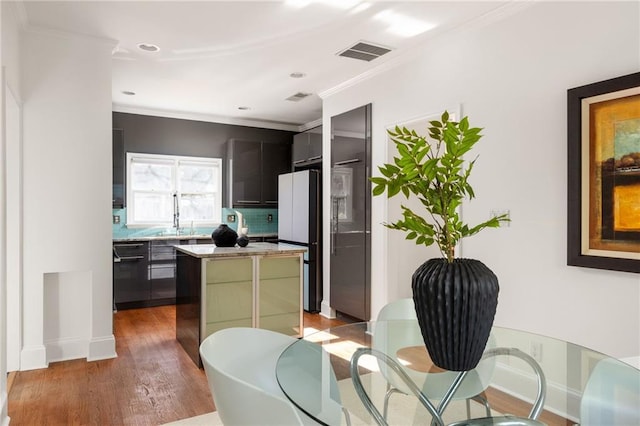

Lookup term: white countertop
[113,232,277,243]
[113,234,212,242]
[175,242,306,258]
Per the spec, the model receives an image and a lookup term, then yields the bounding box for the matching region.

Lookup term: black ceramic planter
[211,224,238,247]
[237,235,249,247]
[412,258,499,371]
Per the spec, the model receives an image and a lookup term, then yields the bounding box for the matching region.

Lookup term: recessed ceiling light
[121,90,136,96]
[290,72,306,79]
[238,106,251,111]
[137,43,160,53]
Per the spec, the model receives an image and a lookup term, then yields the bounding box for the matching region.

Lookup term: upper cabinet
[227,139,291,207]
[262,142,291,204]
[292,126,322,168]
[113,128,125,208]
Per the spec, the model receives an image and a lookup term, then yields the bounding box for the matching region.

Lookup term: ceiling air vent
[337,41,392,62]
[286,92,312,102]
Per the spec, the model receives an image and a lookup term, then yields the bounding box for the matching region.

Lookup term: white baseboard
[320,300,336,319]
[88,335,117,361]
[20,344,47,371]
[45,337,88,363]
[492,361,581,423]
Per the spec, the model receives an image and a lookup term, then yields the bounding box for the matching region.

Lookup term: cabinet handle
[308,155,322,161]
[265,200,278,204]
[119,255,145,261]
[334,158,360,166]
[114,243,144,248]
[293,159,306,165]
[236,200,260,204]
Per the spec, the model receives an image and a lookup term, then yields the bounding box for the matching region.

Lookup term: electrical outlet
[267,214,273,223]
[227,214,236,223]
[113,215,120,224]
[530,341,543,363]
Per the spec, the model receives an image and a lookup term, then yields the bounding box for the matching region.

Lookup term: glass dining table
[275,320,640,426]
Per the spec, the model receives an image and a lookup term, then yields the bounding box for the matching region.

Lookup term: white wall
[322,1,640,359]
[20,28,116,369]
[1,2,22,423]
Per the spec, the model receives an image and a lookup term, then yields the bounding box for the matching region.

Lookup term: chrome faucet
[173,193,180,233]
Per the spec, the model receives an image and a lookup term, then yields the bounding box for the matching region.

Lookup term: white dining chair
[580,357,640,426]
[199,327,347,426]
[374,298,496,421]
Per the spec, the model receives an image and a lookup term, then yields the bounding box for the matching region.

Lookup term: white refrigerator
[278,170,322,312]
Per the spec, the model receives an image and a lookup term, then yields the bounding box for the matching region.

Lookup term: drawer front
[113,241,148,258]
[206,281,253,323]
[206,258,253,283]
[259,256,300,280]
[150,240,179,261]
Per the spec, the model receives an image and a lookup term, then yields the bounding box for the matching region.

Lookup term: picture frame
[567,72,640,273]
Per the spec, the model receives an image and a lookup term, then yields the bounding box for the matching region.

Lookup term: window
[126,153,222,226]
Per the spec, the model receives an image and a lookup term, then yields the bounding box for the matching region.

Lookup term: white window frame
[126,152,222,227]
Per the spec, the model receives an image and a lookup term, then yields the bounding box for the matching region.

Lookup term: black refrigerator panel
[304,244,322,313]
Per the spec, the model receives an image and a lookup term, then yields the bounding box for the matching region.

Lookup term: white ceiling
[18,0,516,131]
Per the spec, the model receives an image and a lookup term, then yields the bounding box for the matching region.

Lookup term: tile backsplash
[112,207,278,239]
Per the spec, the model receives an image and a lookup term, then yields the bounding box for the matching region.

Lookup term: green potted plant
[372,111,509,371]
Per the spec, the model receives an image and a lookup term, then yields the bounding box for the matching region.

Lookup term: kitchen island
[174,242,306,366]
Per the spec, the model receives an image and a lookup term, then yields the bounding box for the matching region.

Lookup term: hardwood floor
[8,306,569,425]
[7,306,344,425]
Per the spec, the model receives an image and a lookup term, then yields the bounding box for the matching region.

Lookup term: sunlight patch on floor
[303,327,339,342]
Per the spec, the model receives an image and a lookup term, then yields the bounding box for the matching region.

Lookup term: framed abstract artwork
[567,72,640,273]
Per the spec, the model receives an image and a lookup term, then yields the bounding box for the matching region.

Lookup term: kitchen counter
[113,234,212,242]
[174,242,305,259]
[176,241,304,366]
[113,232,278,243]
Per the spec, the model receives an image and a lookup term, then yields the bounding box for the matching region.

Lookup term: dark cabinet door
[112,128,125,208]
[113,242,150,305]
[292,133,310,165]
[231,140,262,206]
[329,104,371,321]
[229,139,291,207]
[308,132,323,161]
[292,127,322,169]
[262,142,291,205]
[150,239,179,300]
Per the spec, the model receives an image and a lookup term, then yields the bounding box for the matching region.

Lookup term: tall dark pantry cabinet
[329,104,372,320]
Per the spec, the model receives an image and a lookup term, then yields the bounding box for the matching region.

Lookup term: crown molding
[298,117,323,132]
[319,1,537,100]
[23,24,118,48]
[112,104,301,132]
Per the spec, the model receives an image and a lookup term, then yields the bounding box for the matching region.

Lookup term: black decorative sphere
[211,224,238,247]
[412,258,499,371]
[237,235,249,247]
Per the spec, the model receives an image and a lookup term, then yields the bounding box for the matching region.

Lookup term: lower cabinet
[203,255,302,338]
[176,251,302,366]
[258,256,301,335]
[113,242,150,306]
[204,257,254,336]
[113,238,211,310]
